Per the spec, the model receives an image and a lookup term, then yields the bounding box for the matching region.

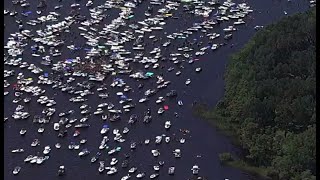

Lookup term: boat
[100,125,109,134]
[57,166,65,176]
[91,152,101,163]
[153,165,160,171]
[151,149,160,157]
[43,146,51,154]
[165,137,170,143]
[136,172,145,178]
[128,167,137,173]
[130,142,136,149]
[98,161,105,173]
[73,130,80,137]
[150,173,159,179]
[168,166,175,175]
[110,158,118,166]
[157,108,164,114]
[11,148,24,153]
[107,167,117,175]
[123,127,129,134]
[144,139,150,145]
[185,79,191,85]
[24,155,33,162]
[55,143,61,149]
[180,138,186,144]
[155,136,162,144]
[78,149,90,157]
[195,67,202,72]
[121,174,130,180]
[31,139,40,147]
[173,149,181,158]
[165,121,171,129]
[13,166,21,175]
[191,165,200,175]
[38,127,45,133]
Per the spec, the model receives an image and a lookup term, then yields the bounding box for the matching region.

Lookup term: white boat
[136,172,145,178]
[110,158,118,166]
[121,174,130,180]
[24,155,33,162]
[165,121,171,129]
[150,173,159,179]
[13,166,21,175]
[43,146,51,154]
[191,165,200,175]
[168,167,175,175]
[107,167,117,175]
[128,167,137,173]
[185,79,191,85]
[11,149,24,153]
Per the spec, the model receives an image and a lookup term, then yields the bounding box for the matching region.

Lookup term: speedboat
[43,146,51,154]
[151,149,160,157]
[157,108,164,114]
[191,165,200,175]
[153,165,160,171]
[130,142,136,149]
[123,127,129,134]
[91,152,101,163]
[19,129,27,135]
[78,149,90,157]
[136,172,145,178]
[155,136,162,144]
[165,137,170,143]
[150,173,159,179]
[31,139,40,147]
[185,79,191,85]
[24,155,33,162]
[180,138,186,144]
[100,125,109,134]
[107,167,117,175]
[110,158,118,166]
[128,167,137,174]
[13,166,21,175]
[144,139,150,145]
[11,148,24,153]
[168,167,175,175]
[98,161,105,173]
[165,121,171,129]
[57,166,65,176]
[121,174,130,180]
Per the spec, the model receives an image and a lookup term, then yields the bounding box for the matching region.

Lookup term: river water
[4,0,310,180]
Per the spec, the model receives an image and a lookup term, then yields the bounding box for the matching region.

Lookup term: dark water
[4,0,310,180]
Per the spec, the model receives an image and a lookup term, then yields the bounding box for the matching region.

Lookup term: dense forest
[197,8,316,180]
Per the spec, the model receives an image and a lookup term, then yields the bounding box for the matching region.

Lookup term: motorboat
[43,146,51,154]
[168,166,175,175]
[100,125,109,134]
[121,174,130,180]
[78,149,90,157]
[151,149,160,157]
[144,139,150,145]
[150,173,159,179]
[91,152,101,163]
[98,161,105,173]
[57,166,65,176]
[11,148,24,153]
[155,136,162,144]
[110,158,118,166]
[185,79,191,85]
[107,167,117,175]
[24,155,34,162]
[31,139,40,147]
[55,143,61,149]
[123,127,129,134]
[13,166,21,175]
[128,167,137,174]
[191,165,200,175]
[165,121,171,129]
[19,129,27,135]
[136,172,145,178]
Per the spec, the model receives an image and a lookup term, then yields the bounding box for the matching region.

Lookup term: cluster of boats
[3,0,260,178]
